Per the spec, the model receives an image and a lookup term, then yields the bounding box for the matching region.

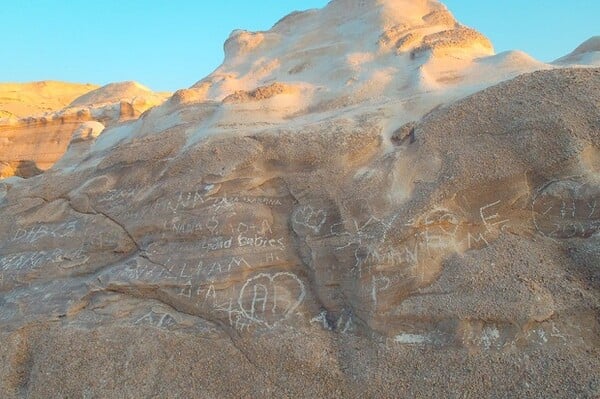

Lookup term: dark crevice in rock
[390,122,417,146]
[137,253,167,269]
[56,195,141,252]
[87,203,141,251]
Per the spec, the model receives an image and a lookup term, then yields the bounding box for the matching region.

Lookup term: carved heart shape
[292,205,327,234]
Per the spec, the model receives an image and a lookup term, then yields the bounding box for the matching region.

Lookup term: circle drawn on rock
[238,272,306,328]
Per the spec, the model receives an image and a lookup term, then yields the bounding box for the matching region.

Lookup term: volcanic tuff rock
[0,0,599,397]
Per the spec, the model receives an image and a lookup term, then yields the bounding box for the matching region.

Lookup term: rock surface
[0,81,98,119]
[0,81,169,177]
[0,0,599,397]
[554,36,600,66]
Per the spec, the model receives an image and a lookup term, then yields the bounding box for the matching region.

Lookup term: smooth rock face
[0,1,599,397]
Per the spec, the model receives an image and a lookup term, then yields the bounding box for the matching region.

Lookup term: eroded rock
[0,0,599,396]
[0,67,598,397]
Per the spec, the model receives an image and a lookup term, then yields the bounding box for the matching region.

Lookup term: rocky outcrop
[0,66,598,398]
[553,36,600,66]
[0,81,98,119]
[222,82,299,103]
[0,82,169,178]
[0,161,42,179]
[0,0,598,397]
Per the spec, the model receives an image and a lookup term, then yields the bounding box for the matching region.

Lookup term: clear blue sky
[1,1,597,92]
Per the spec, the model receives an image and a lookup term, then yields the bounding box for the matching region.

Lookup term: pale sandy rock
[0,82,169,178]
[181,0,597,142]
[222,82,299,103]
[569,36,600,56]
[63,81,170,126]
[411,27,494,57]
[553,36,600,66]
[68,81,165,107]
[0,0,599,397]
[0,81,98,119]
[421,9,458,27]
[70,121,105,143]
